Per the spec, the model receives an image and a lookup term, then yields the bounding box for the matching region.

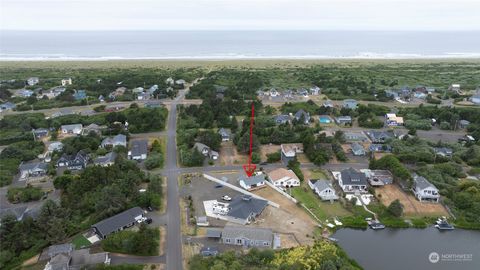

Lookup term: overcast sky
[1,0,479,31]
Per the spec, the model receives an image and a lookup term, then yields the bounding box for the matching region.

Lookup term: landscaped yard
[291,181,350,222]
[72,234,91,249]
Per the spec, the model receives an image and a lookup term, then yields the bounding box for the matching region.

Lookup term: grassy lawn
[72,234,91,249]
[308,169,328,179]
[291,182,350,222]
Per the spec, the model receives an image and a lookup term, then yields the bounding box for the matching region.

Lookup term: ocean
[1,30,480,60]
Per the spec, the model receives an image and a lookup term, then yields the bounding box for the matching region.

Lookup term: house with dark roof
[294,109,310,124]
[351,142,366,156]
[56,150,89,170]
[101,134,127,148]
[93,152,117,167]
[308,179,338,201]
[128,140,148,160]
[218,195,268,225]
[365,130,395,143]
[33,128,49,139]
[273,114,291,125]
[221,225,276,248]
[19,161,48,179]
[218,128,231,141]
[412,175,439,203]
[92,207,144,239]
[337,168,368,193]
[238,174,266,190]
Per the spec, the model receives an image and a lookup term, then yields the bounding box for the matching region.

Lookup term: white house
[308,179,338,201]
[60,124,83,135]
[61,78,72,86]
[27,77,39,86]
[267,168,300,188]
[238,174,266,191]
[385,113,404,126]
[412,175,440,203]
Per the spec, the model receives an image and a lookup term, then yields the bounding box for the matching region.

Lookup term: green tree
[387,199,404,217]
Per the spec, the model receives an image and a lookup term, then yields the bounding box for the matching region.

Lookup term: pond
[333,227,480,270]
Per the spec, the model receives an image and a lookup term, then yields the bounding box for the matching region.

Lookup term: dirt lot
[260,144,281,161]
[375,184,448,217]
[252,186,316,246]
[219,141,247,165]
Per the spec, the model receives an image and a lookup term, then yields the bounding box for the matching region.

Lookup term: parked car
[215,184,223,188]
[145,218,153,224]
[221,195,232,201]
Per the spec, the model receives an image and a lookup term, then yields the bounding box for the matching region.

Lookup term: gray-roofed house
[101,134,127,148]
[44,253,70,270]
[323,100,334,108]
[434,147,453,158]
[56,150,89,170]
[93,152,117,167]
[0,102,16,112]
[221,225,276,248]
[0,206,28,222]
[308,179,338,201]
[412,175,440,203]
[48,142,64,152]
[39,243,74,261]
[335,116,352,126]
[27,77,39,86]
[19,161,48,179]
[273,114,291,125]
[193,142,219,160]
[200,246,219,257]
[128,140,148,160]
[33,128,49,139]
[69,248,110,270]
[338,168,368,193]
[294,109,310,124]
[60,124,83,135]
[351,143,366,156]
[365,130,395,143]
[238,174,266,190]
[343,99,358,109]
[224,195,268,225]
[43,248,110,270]
[92,207,144,239]
[82,124,104,135]
[459,120,470,129]
[218,128,231,141]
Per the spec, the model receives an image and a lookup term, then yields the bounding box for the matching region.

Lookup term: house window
[236,239,242,245]
[263,242,269,246]
[225,238,231,243]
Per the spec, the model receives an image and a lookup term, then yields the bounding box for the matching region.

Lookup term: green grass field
[72,234,91,249]
[291,182,350,221]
